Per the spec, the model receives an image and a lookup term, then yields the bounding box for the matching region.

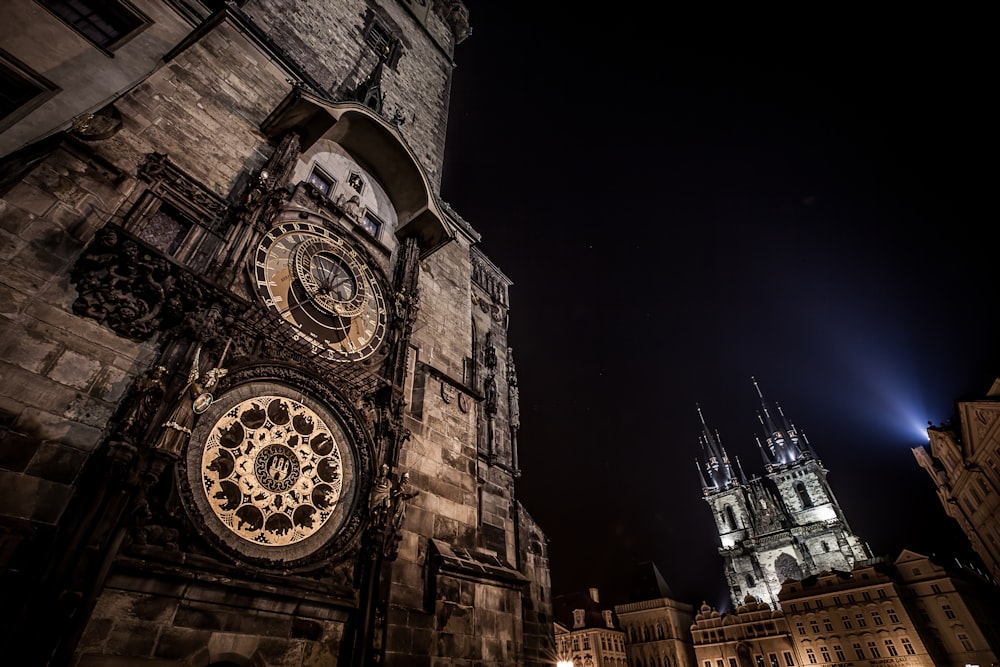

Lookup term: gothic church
[697,379,870,610]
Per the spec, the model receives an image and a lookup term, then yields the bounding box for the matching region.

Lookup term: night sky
[438,4,997,610]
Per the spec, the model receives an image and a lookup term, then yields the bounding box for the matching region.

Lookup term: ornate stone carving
[138,153,228,232]
[70,226,227,339]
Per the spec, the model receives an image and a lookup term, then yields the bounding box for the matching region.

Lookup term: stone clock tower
[697,379,870,610]
[0,1,551,665]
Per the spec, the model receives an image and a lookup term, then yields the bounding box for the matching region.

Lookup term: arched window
[794,482,813,508]
[725,505,738,530]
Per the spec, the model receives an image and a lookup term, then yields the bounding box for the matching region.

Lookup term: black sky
[438,5,998,609]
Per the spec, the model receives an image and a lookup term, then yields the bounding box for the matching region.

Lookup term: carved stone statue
[484,374,498,415]
[390,472,419,531]
[369,464,392,521]
[120,365,167,444]
[153,343,228,457]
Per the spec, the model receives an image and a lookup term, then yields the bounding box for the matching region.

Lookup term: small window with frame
[127,153,229,269]
[347,171,365,194]
[307,166,336,197]
[0,49,59,132]
[360,209,383,239]
[361,11,400,66]
[35,0,151,54]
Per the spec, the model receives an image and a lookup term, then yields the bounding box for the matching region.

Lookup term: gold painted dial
[254,222,388,362]
[200,395,342,546]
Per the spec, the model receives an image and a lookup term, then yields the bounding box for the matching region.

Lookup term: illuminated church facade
[697,379,870,610]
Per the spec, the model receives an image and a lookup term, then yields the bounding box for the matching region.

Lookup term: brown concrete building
[0,1,552,665]
[913,377,1000,583]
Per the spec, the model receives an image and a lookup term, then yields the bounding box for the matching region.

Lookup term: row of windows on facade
[702,637,918,667]
[306,165,384,239]
[696,622,777,642]
[559,633,625,653]
[626,623,673,644]
[793,608,902,633]
[786,586,889,611]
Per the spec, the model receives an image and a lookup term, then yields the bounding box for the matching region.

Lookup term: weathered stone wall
[411,238,474,382]
[518,503,555,663]
[100,20,291,197]
[0,14,295,540]
[0,142,154,532]
[243,0,458,188]
[78,576,350,666]
[425,576,523,667]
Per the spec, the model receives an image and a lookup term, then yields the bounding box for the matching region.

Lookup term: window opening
[307,166,336,197]
[361,209,383,239]
[0,49,58,131]
[36,0,150,51]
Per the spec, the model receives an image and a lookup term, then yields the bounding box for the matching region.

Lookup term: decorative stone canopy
[261,88,454,256]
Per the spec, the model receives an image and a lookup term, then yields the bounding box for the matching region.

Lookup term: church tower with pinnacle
[697,378,870,610]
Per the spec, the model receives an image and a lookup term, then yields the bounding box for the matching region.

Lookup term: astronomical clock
[169,199,399,568]
[0,1,554,665]
[252,221,389,362]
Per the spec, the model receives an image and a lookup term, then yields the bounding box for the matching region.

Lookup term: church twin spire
[752,375,813,470]
[697,404,746,492]
[698,377,817,492]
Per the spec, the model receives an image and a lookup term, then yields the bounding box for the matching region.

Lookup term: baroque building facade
[690,594,796,667]
[553,587,628,667]
[691,550,1000,667]
[697,379,870,610]
[0,1,552,665]
[913,376,1000,583]
[613,562,696,667]
[780,549,999,667]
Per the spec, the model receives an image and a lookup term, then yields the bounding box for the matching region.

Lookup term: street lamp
[556,662,573,667]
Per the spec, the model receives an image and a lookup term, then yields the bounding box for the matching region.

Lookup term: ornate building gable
[958,398,1000,460]
[916,379,1000,584]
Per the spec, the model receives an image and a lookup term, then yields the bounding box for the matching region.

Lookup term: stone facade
[554,588,629,667]
[697,385,870,610]
[913,376,1000,583]
[690,595,796,667]
[0,1,550,665]
[690,550,1000,667]
[779,550,1000,667]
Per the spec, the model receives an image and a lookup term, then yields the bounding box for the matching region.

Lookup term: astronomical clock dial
[254,222,388,362]
[183,384,360,562]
